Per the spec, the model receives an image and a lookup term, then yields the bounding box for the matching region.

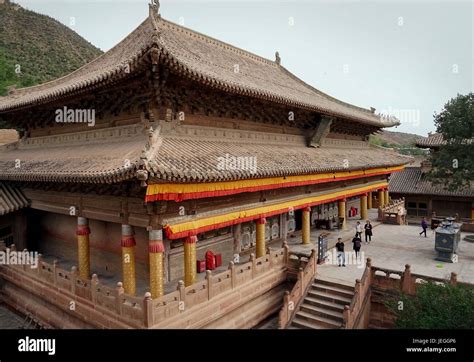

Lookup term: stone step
[299,303,344,322]
[314,277,355,292]
[291,316,326,329]
[307,289,352,306]
[295,310,342,329]
[312,283,355,299]
[304,296,345,313]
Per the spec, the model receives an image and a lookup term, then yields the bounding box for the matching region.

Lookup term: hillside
[0,0,103,95]
[370,130,427,156]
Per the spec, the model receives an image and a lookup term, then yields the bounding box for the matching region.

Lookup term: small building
[0,2,408,311]
[389,133,474,223]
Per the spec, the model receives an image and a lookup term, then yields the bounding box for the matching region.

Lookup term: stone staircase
[290,277,355,329]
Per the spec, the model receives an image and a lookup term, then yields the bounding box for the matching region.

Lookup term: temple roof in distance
[415,133,445,148]
[0,7,398,128]
[389,167,474,198]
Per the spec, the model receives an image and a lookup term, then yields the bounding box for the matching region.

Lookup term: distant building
[389,133,474,222]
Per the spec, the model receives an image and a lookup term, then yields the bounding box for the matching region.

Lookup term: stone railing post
[229,261,236,288]
[115,281,124,315]
[366,258,372,283]
[310,249,317,274]
[70,266,78,294]
[279,290,290,329]
[177,280,185,310]
[91,274,99,304]
[450,272,457,286]
[250,253,256,278]
[343,305,350,329]
[355,279,361,309]
[52,260,58,286]
[283,241,289,265]
[206,270,213,300]
[401,264,413,294]
[36,254,43,277]
[298,267,304,297]
[143,292,153,328]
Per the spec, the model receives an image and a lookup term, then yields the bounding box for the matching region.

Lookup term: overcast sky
[15,0,473,136]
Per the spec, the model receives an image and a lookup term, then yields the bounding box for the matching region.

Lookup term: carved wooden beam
[308,116,333,147]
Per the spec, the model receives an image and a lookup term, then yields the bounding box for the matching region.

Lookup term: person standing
[419,217,428,237]
[364,220,373,244]
[352,235,362,260]
[355,221,362,238]
[335,237,346,267]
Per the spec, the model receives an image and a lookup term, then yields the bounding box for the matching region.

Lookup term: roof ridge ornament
[275,51,281,65]
[149,0,160,17]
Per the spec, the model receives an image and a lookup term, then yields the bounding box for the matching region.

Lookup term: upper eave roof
[0,10,398,128]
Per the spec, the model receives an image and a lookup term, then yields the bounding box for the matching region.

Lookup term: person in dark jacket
[335,237,346,267]
[364,220,373,244]
[352,235,362,259]
[419,217,428,237]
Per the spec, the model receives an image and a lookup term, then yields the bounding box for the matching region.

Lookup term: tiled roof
[0,125,149,183]
[0,11,397,128]
[0,124,411,184]
[0,182,28,215]
[143,131,412,183]
[389,167,474,197]
[416,133,445,148]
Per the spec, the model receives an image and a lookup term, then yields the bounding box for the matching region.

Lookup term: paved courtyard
[316,223,474,286]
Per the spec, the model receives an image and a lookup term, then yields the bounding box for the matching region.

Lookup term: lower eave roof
[0,124,411,184]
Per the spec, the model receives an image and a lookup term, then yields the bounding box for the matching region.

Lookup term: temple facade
[0,2,409,319]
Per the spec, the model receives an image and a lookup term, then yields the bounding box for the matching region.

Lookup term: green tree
[428,93,474,191]
[386,282,474,329]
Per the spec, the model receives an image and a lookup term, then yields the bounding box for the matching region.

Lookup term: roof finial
[149,0,160,16]
[275,51,281,65]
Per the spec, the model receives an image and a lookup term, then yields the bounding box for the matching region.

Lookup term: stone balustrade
[343,258,372,329]
[378,198,405,225]
[0,241,288,328]
[278,247,318,329]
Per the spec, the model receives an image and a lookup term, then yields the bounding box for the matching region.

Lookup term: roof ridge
[278,65,378,117]
[156,15,277,67]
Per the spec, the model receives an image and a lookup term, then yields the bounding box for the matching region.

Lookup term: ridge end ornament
[275,51,281,65]
[150,0,160,16]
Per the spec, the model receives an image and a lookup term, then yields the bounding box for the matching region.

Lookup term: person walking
[364,220,373,243]
[355,221,362,238]
[335,237,346,267]
[352,235,362,260]
[419,217,428,237]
